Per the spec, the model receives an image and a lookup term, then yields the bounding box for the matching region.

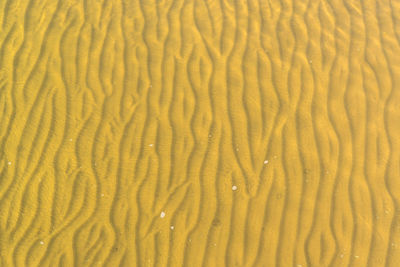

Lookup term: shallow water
[1,0,400,266]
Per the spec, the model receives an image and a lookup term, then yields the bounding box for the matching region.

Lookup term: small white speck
[232,185,238,191]
[7,162,11,165]
[69,138,72,141]
[39,241,44,245]
[213,243,217,247]
[170,226,174,230]
[236,148,239,151]
[208,135,212,138]
[354,255,359,259]
[149,144,154,147]
[264,160,269,164]
[297,265,303,267]
[101,194,104,197]
[160,211,166,218]
[309,60,312,63]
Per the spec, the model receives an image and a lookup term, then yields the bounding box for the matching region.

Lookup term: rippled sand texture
[1,0,400,266]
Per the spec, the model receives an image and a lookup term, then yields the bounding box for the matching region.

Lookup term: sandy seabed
[1,0,400,266]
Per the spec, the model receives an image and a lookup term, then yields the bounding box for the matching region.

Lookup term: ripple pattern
[1,0,400,266]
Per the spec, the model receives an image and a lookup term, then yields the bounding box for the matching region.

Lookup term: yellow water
[1,0,400,266]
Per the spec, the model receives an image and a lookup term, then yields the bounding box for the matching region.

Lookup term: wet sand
[1,0,400,266]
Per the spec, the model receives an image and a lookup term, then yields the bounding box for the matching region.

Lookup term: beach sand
[1,0,400,266]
